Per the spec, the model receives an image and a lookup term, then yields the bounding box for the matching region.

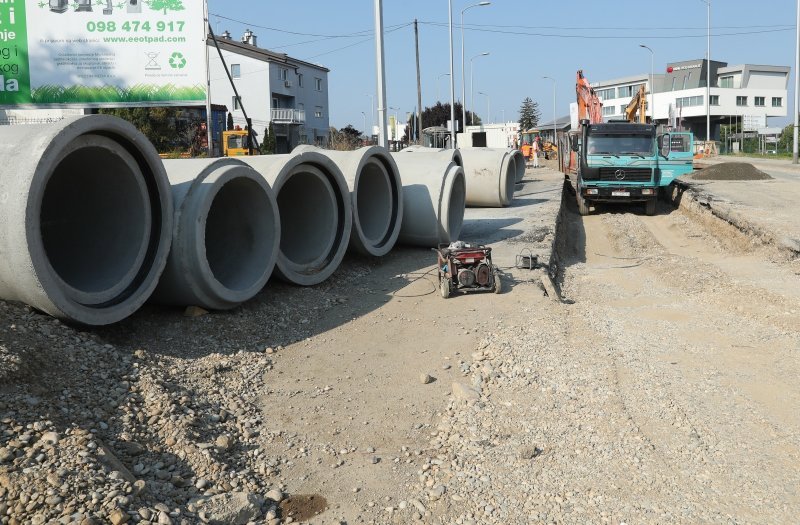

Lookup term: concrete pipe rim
[191,165,279,306]
[25,115,172,325]
[499,153,515,207]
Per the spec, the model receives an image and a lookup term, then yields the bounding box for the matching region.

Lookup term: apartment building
[209,29,330,152]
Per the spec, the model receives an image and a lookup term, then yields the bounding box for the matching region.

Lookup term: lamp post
[361,111,367,143]
[448,0,456,147]
[461,2,491,129]
[542,76,556,146]
[700,0,711,143]
[470,52,489,126]
[794,0,799,163]
[639,45,654,124]
[364,93,374,137]
[478,91,489,124]
[437,72,450,102]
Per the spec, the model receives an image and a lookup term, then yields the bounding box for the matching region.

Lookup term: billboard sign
[0,0,207,107]
[742,114,766,132]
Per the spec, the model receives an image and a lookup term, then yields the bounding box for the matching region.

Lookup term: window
[719,75,733,88]
[298,73,304,87]
[232,96,241,111]
[676,95,703,108]
[601,106,615,117]
[620,105,628,115]
[671,77,676,91]
[315,77,323,91]
[772,97,783,107]
[736,96,747,106]
[280,68,288,81]
[315,106,323,118]
[617,85,640,99]
[272,97,279,109]
[754,96,765,107]
[231,64,241,79]
[596,88,615,100]
[709,95,719,106]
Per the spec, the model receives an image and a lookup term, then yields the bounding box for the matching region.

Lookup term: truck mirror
[658,134,671,157]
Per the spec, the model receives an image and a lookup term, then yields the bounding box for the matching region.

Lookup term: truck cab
[572,121,692,216]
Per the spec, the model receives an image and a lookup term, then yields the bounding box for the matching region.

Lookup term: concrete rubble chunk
[189,491,264,525]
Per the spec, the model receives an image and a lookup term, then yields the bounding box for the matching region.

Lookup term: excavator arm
[576,70,603,124]
[624,84,648,123]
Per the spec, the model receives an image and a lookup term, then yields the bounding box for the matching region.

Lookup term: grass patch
[31,84,206,104]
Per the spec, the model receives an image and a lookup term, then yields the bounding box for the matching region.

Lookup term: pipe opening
[40,144,149,303]
[357,159,393,244]
[445,170,466,239]
[277,167,337,266]
[205,177,275,291]
[504,157,517,203]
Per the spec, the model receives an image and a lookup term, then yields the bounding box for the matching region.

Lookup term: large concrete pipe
[510,149,526,182]
[0,115,172,325]
[152,159,279,310]
[459,148,517,207]
[390,149,466,247]
[293,145,403,257]
[241,152,351,286]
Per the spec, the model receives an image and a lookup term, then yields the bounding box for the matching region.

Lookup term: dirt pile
[692,162,773,181]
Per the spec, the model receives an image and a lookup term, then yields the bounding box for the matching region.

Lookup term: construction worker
[531,138,540,168]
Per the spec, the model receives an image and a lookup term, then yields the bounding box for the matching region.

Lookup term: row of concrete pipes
[0,116,525,325]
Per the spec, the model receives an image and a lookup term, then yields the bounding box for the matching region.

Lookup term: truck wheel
[645,198,657,216]
[577,192,590,216]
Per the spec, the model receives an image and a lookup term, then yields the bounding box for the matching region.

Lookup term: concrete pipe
[242,152,351,286]
[293,145,403,257]
[0,115,172,325]
[391,149,466,247]
[459,148,517,207]
[152,158,279,310]
[510,149,526,182]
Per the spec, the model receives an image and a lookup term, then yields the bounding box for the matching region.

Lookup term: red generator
[433,242,502,299]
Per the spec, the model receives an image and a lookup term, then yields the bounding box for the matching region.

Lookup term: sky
[205,0,798,131]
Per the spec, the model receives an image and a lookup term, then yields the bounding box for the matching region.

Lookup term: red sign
[667,67,674,73]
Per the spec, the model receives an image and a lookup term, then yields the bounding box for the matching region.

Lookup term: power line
[307,23,413,60]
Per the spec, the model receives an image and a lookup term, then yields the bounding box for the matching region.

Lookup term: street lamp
[639,45,654,124]
[542,76,556,147]
[361,111,367,142]
[437,72,451,102]
[364,93,374,136]
[700,0,711,143]
[470,52,489,126]
[478,91,489,124]
[461,2,491,129]
[448,0,456,147]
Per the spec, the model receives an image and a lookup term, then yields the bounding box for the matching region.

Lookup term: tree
[226,112,234,131]
[778,124,794,153]
[98,107,179,152]
[420,102,479,134]
[147,0,185,15]
[260,122,276,155]
[329,124,362,151]
[518,97,541,132]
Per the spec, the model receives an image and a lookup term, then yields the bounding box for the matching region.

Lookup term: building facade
[591,59,789,141]
[208,30,330,152]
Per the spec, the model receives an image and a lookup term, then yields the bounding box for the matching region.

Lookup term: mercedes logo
[614,169,626,181]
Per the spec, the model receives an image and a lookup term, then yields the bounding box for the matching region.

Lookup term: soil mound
[692,162,773,181]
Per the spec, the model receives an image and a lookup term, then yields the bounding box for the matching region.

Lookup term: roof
[207,36,330,73]
[537,115,572,130]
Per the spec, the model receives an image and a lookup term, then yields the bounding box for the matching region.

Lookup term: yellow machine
[625,85,648,123]
[222,129,252,156]
[520,129,558,159]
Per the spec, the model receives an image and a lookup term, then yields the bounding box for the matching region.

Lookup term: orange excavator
[560,70,603,175]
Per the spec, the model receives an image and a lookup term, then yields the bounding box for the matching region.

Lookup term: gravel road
[1,166,799,524]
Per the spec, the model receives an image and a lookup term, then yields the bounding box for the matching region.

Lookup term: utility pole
[203,1,214,156]
[374,0,388,148]
[414,19,423,144]
[447,0,456,148]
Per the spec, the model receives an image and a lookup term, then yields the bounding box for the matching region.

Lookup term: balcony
[271,108,305,124]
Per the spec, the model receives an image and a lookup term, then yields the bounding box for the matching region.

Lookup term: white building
[209,29,330,152]
[458,122,519,148]
[591,59,789,141]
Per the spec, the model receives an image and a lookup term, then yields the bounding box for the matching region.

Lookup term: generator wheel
[440,276,452,299]
[492,272,502,294]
